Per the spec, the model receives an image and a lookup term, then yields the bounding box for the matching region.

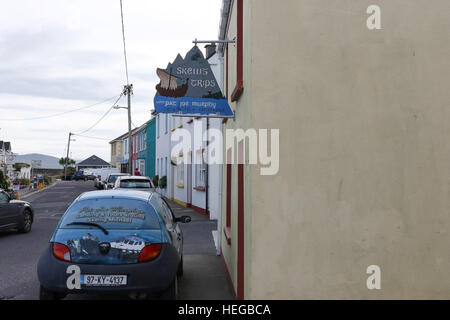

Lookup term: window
[195,150,206,189]
[231,0,244,102]
[139,160,145,176]
[177,161,184,187]
[150,196,174,227]
[59,198,160,230]
[0,192,8,203]
[157,115,160,138]
[165,114,168,134]
[120,178,151,189]
[157,158,160,175]
[143,132,147,150]
[165,157,168,176]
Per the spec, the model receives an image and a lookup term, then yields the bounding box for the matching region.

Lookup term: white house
[154,45,224,227]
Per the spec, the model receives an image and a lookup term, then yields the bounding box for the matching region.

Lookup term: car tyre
[177,256,183,277]
[17,210,32,233]
[39,285,60,300]
[159,276,178,300]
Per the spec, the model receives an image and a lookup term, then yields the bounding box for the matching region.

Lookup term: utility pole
[64,132,72,180]
[124,84,133,175]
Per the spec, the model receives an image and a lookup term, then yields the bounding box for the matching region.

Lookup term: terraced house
[218,0,450,300]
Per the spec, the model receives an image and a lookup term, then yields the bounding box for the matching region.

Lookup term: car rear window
[59,198,161,230]
[108,175,121,183]
[120,179,152,189]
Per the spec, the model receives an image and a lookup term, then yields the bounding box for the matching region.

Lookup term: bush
[159,176,167,189]
[152,175,159,188]
[18,178,30,186]
[0,170,10,191]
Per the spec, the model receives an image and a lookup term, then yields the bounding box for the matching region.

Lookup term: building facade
[109,134,125,169]
[155,112,172,198]
[143,118,156,179]
[218,0,450,299]
[120,127,140,174]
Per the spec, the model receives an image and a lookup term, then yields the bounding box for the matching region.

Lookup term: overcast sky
[0,0,222,162]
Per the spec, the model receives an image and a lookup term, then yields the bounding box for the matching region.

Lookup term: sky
[0,0,222,162]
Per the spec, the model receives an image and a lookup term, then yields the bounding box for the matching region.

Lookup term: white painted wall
[155,113,172,198]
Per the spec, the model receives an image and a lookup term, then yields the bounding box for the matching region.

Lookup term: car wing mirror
[175,216,191,224]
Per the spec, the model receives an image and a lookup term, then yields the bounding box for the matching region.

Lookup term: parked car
[104,173,128,190]
[72,171,86,181]
[94,175,104,190]
[113,176,155,190]
[0,189,34,233]
[37,189,191,300]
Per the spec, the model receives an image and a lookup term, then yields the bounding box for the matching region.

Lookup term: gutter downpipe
[216,0,232,256]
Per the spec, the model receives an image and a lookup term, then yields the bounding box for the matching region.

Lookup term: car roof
[108,173,128,177]
[117,176,151,180]
[77,189,155,202]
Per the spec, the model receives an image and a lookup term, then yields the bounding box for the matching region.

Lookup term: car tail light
[138,244,162,263]
[53,242,71,262]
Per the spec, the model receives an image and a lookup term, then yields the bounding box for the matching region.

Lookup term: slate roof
[77,155,110,167]
[0,141,11,152]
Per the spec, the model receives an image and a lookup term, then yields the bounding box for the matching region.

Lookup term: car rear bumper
[37,243,179,295]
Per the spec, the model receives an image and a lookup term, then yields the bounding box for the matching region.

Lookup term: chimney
[205,43,217,60]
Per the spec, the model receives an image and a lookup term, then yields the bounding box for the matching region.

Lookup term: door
[187,153,192,206]
[160,198,181,254]
[0,191,14,228]
[170,165,175,199]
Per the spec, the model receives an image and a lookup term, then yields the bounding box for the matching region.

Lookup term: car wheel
[159,276,178,300]
[177,256,183,277]
[18,210,32,233]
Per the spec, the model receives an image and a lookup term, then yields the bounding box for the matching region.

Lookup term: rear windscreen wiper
[66,222,109,235]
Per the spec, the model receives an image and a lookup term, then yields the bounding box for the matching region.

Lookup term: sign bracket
[193,38,236,45]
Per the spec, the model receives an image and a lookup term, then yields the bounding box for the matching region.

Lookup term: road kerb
[21,182,58,200]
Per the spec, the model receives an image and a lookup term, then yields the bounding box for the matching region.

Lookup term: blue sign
[154,46,233,117]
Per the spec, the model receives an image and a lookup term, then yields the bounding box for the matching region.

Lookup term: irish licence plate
[81,275,127,287]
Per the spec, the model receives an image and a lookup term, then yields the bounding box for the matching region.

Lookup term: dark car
[72,171,86,181]
[85,174,96,181]
[37,190,191,300]
[0,189,34,233]
[104,173,128,190]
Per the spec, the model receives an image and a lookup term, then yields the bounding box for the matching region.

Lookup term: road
[0,181,232,300]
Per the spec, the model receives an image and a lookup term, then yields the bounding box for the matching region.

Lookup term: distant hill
[12,153,64,169]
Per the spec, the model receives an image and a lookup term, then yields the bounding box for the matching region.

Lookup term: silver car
[113,176,155,191]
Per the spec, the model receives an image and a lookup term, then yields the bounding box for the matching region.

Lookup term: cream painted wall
[220,0,254,299]
[249,0,450,299]
[222,0,450,299]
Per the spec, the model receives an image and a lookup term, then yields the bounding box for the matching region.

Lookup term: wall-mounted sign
[153,46,233,117]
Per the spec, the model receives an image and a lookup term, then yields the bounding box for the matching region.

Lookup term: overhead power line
[72,133,111,141]
[74,93,124,135]
[0,95,119,121]
[120,0,130,85]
